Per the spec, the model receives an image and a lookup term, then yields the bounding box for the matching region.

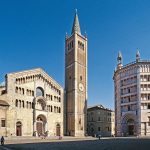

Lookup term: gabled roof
[7,68,63,89]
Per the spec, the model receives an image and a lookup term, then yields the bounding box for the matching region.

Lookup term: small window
[128,89,130,93]
[148,104,150,109]
[128,97,130,102]
[1,120,6,127]
[128,106,131,111]
[15,99,18,107]
[80,76,82,81]
[98,127,100,131]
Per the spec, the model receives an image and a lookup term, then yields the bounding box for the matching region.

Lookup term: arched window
[54,106,56,113]
[58,107,61,113]
[58,97,61,102]
[19,100,21,108]
[27,101,29,108]
[15,87,18,93]
[19,88,21,94]
[32,91,34,96]
[29,102,32,109]
[32,102,34,109]
[22,88,24,95]
[22,101,24,108]
[36,87,44,97]
[15,99,18,107]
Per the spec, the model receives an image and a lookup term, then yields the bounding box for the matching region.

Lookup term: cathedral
[0,11,88,137]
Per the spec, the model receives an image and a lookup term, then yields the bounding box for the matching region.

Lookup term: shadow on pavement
[4,138,150,150]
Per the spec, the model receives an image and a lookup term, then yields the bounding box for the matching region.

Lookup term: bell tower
[65,10,88,136]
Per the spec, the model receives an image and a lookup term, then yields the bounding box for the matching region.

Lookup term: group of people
[1,136,4,146]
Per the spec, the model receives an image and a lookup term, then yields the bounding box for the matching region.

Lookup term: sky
[1,0,150,109]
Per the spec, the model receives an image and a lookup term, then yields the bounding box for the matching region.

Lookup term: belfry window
[67,41,73,51]
[78,41,84,50]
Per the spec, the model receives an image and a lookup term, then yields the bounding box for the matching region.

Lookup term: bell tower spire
[71,9,81,34]
[65,10,88,136]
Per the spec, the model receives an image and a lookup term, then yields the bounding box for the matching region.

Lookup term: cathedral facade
[0,68,64,137]
[0,11,87,137]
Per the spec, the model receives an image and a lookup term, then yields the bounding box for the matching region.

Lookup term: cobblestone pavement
[1,137,150,150]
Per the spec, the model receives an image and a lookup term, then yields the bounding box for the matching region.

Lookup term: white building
[0,68,64,137]
[113,50,150,136]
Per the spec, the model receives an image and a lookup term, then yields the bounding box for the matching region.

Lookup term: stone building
[113,50,150,136]
[65,10,88,136]
[0,68,64,137]
[87,105,115,137]
[0,11,87,137]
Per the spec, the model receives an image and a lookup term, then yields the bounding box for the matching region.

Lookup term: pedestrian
[59,135,62,140]
[1,136,4,146]
[98,134,101,140]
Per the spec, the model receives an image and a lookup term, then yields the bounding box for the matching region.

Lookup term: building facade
[65,11,88,136]
[0,11,88,137]
[87,105,115,137]
[0,68,64,137]
[113,51,150,136]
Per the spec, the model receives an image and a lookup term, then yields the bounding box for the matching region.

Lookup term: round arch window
[36,87,44,97]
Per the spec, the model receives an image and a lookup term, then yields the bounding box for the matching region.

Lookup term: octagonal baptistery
[113,50,150,136]
[0,68,64,137]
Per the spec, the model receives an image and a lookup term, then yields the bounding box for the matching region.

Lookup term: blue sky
[1,0,150,109]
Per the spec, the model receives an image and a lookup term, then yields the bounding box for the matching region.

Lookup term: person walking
[1,136,4,146]
[98,134,101,140]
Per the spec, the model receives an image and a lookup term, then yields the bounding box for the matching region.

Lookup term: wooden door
[36,122,43,136]
[56,125,60,136]
[16,125,22,136]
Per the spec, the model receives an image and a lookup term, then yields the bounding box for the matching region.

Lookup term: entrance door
[16,122,22,136]
[128,125,134,135]
[56,124,61,136]
[36,122,43,136]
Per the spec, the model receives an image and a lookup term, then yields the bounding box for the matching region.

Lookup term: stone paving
[0,137,150,150]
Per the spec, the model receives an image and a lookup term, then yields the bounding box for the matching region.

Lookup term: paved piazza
[0,137,150,150]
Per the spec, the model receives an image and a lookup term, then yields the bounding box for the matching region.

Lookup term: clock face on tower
[79,83,84,92]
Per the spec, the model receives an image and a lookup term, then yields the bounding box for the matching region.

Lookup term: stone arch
[36,87,44,97]
[37,98,46,110]
[121,113,136,136]
[36,114,47,136]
